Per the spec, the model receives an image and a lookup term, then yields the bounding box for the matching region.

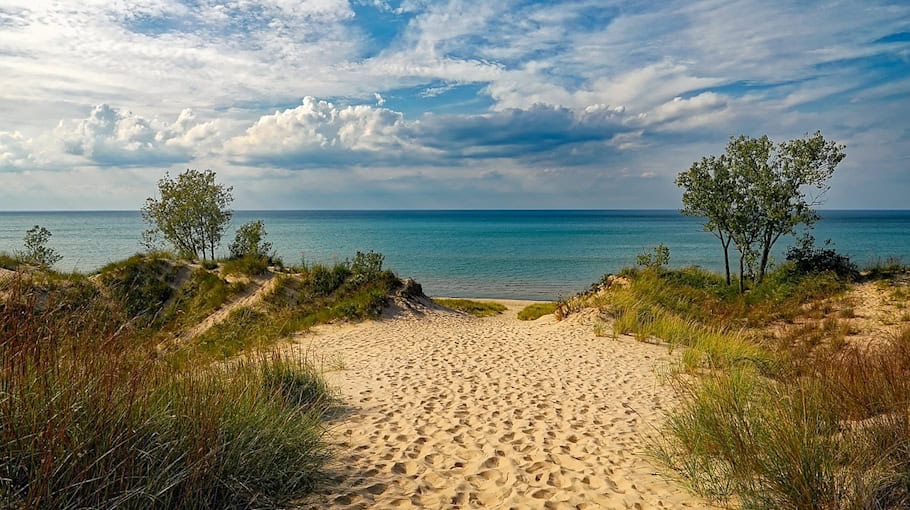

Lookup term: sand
[295,299,704,509]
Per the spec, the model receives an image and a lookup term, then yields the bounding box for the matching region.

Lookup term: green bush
[307,263,351,296]
[786,234,858,280]
[350,250,384,277]
[18,225,62,267]
[229,220,273,260]
[636,243,670,270]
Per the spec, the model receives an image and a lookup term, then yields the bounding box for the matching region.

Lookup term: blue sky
[0,0,908,209]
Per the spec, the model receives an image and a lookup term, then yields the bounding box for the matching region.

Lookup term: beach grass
[434,298,507,317]
[0,249,413,508]
[0,273,332,509]
[588,264,910,509]
[517,302,557,320]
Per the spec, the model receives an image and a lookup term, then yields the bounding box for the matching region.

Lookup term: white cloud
[54,104,221,166]
[0,131,35,170]
[224,97,430,166]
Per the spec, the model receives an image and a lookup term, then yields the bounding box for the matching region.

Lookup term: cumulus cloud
[225,97,432,167]
[220,95,651,168]
[55,105,221,166]
[0,131,35,170]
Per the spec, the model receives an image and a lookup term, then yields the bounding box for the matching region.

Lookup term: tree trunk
[723,240,732,286]
[738,255,746,294]
[758,231,772,283]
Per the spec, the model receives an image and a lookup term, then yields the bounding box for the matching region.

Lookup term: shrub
[785,234,858,280]
[18,225,62,267]
[636,243,670,270]
[307,263,351,296]
[350,250,384,277]
[518,302,557,320]
[229,220,273,260]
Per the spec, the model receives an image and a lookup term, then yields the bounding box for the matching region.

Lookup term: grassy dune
[0,252,404,509]
[575,264,910,509]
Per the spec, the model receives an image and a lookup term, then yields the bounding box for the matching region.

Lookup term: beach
[297,299,703,509]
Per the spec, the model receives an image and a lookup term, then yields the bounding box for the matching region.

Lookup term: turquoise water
[0,210,907,300]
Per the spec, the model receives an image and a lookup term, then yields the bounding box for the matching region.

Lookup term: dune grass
[220,254,270,276]
[188,262,401,361]
[0,250,410,508]
[0,274,332,509]
[434,298,507,317]
[0,252,20,270]
[517,302,557,320]
[593,264,910,509]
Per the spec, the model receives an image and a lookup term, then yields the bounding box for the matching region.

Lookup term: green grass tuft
[517,302,557,320]
[434,298,507,317]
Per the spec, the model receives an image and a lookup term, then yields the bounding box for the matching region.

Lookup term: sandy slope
[295,300,703,509]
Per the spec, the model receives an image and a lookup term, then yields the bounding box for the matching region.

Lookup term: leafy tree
[19,225,62,267]
[229,220,273,260]
[141,169,233,261]
[677,132,845,291]
[744,132,845,282]
[676,155,736,285]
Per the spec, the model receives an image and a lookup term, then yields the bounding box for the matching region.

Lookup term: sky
[0,0,908,210]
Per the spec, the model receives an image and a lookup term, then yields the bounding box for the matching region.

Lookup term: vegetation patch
[434,298,507,317]
[517,302,557,321]
[98,254,177,324]
[0,274,331,509]
[584,263,910,509]
[191,259,402,361]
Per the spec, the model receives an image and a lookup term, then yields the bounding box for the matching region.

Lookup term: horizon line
[1,208,909,213]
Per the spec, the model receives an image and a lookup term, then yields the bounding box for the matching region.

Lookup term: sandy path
[296,301,701,509]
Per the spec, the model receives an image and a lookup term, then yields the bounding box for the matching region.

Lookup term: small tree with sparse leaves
[636,243,670,270]
[229,220,273,260]
[19,225,62,267]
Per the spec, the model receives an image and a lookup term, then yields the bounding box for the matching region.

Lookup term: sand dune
[297,300,703,509]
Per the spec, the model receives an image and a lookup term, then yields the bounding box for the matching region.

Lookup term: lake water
[0,210,907,300]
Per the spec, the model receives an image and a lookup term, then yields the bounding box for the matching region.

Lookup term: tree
[141,169,233,261]
[19,225,62,267]
[746,133,845,282]
[229,220,273,259]
[676,155,737,285]
[677,132,845,290]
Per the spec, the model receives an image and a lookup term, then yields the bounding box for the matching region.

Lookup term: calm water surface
[0,210,907,300]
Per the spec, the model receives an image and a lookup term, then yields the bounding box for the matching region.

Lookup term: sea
[0,210,907,300]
